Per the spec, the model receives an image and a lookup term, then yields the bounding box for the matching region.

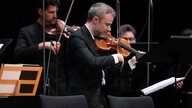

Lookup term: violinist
[105,24,148,97]
[14,0,69,96]
[66,2,124,108]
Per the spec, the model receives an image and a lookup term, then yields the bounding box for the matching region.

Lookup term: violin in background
[45,19,80,38]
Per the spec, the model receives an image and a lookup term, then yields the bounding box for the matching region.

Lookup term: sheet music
[3,64,39,67]
[141,77,185,95]
[3,64,23,66]
[0,64,42,96]
[0,84,16,93]
[1,70,21,80]
[0,43,3,49]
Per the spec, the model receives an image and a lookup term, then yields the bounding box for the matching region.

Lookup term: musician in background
[175,27,192,89]
[105,24,147,97]
[174,27,192,108]
[14,0,68,96]
[150,27,192,108]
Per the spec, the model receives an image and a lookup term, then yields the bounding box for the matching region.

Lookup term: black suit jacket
[67,25,117,89]
[14,22,68,95]
[14,23,44,64]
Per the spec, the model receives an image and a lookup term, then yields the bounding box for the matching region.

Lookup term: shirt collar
[85,24,95,40]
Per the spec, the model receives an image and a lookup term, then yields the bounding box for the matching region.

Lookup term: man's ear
[93,16,99,25]
[38,8,43,16]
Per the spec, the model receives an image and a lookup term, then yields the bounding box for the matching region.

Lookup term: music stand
[0,64,42,96]
[130,42,159,86]
[0,38,13,56]
[0,38,13,65]
[138,36,192,64]
[131,42,159,53]
[0,80,18,96]
[138,36,192,97]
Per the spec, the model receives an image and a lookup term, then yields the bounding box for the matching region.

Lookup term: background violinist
[14,0,69,96]
[105,24,148,97]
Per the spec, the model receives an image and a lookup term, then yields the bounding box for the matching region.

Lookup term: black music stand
[138,36,192,64]
[0,38,13,65]
[138,36,192,108]
[131,42,159,53]
[0,38,13,56]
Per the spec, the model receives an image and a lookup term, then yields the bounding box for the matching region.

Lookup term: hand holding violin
[113,53,124,64]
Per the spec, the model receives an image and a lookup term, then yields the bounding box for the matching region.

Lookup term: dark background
[0,0,192,108]
[1,0,192,41]
[1,0,192,64]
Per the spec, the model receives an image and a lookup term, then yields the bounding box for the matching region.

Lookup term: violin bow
[58,0,74,42]
[116,0,120,47]
[184,64,192,78]
[116,0,124,71]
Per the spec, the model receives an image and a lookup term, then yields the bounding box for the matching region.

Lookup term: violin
[95,32,145,59]
[45,0,77,39]
[45,19,79,38]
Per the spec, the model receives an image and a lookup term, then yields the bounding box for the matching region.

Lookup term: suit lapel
[81,26,99,56]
